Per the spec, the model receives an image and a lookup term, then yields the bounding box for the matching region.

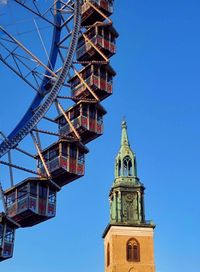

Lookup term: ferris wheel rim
[0,0,82,158]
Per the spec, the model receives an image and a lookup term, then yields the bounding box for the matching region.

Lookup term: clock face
[123,193,139,222]
[125,193,133,202]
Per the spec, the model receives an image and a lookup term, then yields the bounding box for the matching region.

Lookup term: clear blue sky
[1,1,200,271]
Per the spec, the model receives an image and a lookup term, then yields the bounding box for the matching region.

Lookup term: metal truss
[0,0,82,157]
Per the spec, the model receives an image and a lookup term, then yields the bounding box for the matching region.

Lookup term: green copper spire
[109,121,147,226]
[115,120,137,179]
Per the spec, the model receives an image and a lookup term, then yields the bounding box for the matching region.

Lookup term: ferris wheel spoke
[14,0,76,26]
[30,131,51,178]
[55,100,81,140]
[59,0,75,14]
[60,13,74,29]
[13,0,57,27]
[0,54,38,92]
[32,127,70,139]
[57,30,73,47]
[0,49,56,93]
[43,115,57,124]
[15,146,35,159]
[0,25,59,92]
[0,26,58,77]
[0,159,40,177]
[0,132,14,187]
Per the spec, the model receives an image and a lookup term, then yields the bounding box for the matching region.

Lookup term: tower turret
[110,121,146,225]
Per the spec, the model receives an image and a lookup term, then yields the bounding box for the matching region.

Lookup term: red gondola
[4,178,58,228]
[76,24,118,62]
[81,0,113,26]
[69,64,115,101]
[36,140,89,187]
[0,213,17,261]
[55,102,107,144]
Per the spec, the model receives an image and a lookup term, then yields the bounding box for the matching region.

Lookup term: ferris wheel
[0,0,118,261]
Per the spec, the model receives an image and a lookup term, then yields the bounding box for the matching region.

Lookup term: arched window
[123,156,132,176]
[118,160,121,176]
[127,243,132,260]
[107,243,110,266]
[126,238,140,262]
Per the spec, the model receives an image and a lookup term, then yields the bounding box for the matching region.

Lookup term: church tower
[103,121,156,272]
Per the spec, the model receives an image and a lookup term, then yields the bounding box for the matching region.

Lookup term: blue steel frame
[0,0,82,158]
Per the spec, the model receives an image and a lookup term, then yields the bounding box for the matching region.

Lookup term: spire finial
[121,119,129,147]
[122,116,126,126]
